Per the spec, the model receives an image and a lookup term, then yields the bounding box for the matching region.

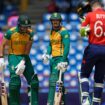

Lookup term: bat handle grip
[58,70,62,81]
[1,71,4,82]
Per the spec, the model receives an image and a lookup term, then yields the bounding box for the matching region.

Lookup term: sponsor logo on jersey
[65,35,69,38]
[11,65,15,70]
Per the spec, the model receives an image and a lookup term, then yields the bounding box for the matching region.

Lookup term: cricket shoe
[82,98,90,105]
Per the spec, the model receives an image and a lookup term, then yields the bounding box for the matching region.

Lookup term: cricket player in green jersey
[42,12,70,105]
[0,15,39,105]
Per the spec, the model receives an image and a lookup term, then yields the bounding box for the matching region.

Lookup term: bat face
[54,81,63,105]
[0,81,8,105]
[1,82,7,95]
[55,81,63,93]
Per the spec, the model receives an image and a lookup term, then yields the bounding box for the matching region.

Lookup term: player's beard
[52,23,61,30]
[19,27,30,34]
[51,20,61,31]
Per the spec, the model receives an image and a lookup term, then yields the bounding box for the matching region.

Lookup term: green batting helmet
[50,13,62,21]
[18,15,31,27]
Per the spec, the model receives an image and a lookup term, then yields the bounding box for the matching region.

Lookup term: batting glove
[42,54,50,64]
[80,16,86,23]
[0,58,5,71]
[80,25,90,37]
[56,62,68,72]
[15,59,25,75]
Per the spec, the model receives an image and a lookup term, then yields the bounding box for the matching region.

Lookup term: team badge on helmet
[17,15,31,33]
[50,12,62,21]
[18,15,31,27]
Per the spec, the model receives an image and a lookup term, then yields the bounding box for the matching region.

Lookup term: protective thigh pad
[30,74,39,89]
[9,76,21,90]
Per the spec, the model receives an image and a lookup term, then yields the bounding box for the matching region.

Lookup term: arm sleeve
[4,30,12,40]
[46,42,52,55]
[61,30,70,60]
[80,13,90,37]
[81,13,90,27]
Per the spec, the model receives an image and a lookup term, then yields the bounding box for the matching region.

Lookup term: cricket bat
[0,70,8,105]
[54,70,63,105]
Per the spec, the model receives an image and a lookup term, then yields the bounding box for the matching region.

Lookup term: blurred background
[0,0,105,105]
